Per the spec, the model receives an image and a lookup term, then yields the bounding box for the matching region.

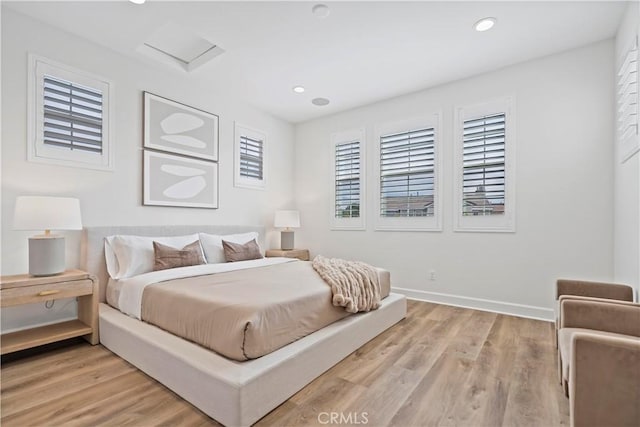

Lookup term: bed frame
[82,225,407,427]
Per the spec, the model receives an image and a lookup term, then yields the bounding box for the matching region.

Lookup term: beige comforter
[141,261,390,361]
[312,255,381,313]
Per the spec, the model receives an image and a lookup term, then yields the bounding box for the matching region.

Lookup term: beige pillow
[153,240,205,271]
[222,238,263,262]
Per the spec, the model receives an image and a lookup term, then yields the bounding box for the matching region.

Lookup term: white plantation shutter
[331,128,366,230]
[380,127,435,217]
[234,123,266,189]
[28,55,112,170]
[334,141,360,218]
[43,75,104,154]
[462,113,505,216]
[239,135,264,180]
[618,36,639,161]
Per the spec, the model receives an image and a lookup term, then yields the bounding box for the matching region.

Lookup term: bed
[81,225,407,427]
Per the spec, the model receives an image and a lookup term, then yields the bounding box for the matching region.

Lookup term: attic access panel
[139,22,225,72]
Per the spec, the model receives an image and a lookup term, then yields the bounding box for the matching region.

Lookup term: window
[28,55,113,170]
[331,128,365,230]
[374,115,442,231]
[240,135,264,180]
[380,127,435,218]
[234,123,266,189]
[43,76,104,154]
[617,35,639,162]
[335,141,360,218]
[454,97,515,232]
[462,113,505,216]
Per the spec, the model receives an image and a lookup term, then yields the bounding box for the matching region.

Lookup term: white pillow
[104,237,120,279]
[199,232,260,263]
[106,234,201,279]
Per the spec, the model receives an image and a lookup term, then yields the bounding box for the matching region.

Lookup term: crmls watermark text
[318,412,369,424]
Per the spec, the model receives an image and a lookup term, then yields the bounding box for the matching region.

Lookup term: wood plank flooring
[0,301,569,426]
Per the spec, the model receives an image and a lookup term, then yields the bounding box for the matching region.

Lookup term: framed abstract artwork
[143,92,219,161]
[143,150,219,209]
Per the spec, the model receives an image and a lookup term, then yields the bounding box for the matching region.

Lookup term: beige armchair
[555,279,634,348]
[558,298,640,427]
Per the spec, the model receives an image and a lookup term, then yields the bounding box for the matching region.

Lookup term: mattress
[106,258,391,361]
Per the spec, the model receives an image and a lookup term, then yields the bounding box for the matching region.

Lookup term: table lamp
[14,196,82,276]
[274,210,300,250]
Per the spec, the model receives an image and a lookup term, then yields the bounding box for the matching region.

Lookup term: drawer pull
[38,290,60,296]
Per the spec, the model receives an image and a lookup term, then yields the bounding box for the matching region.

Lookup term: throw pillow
[153,240,205,271]
[222,239,263,262]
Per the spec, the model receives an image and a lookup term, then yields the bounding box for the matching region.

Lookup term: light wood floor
[1,301,569,426]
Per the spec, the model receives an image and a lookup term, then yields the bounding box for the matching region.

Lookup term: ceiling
[5,1,628,123]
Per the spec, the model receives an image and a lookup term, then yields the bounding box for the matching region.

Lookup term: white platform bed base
[100,295,406,426]
[82,225,407,427]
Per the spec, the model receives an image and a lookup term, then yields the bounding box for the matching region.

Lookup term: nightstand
[0,269,99,355]
[265,249,310,261]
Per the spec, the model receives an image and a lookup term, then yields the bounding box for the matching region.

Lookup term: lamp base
[280,231,294,250]
[29,235,65,276]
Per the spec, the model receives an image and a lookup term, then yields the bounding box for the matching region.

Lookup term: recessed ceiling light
[293,86,305,94]
[312,4,330,19]
[129,0,146,4]
[474,17,497,32]
[312,97,330,106]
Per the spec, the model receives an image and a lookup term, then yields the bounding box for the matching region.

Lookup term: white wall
[1,9,295,331]
[294,40,615,320]
[614,2,640,298]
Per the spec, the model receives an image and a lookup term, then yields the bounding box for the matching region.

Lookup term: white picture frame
[143,150,219,209]
[144,92,219,161]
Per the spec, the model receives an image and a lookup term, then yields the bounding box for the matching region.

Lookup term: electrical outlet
[429,270,436,281]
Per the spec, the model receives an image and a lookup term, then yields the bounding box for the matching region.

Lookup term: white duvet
[109,257,296,319]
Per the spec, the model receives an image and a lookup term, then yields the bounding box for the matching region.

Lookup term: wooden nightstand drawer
[1,279,93,307]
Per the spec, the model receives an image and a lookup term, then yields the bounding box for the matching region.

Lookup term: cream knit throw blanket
[312,255,381,313]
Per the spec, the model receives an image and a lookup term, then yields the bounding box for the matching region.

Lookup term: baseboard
[392,287,554,322]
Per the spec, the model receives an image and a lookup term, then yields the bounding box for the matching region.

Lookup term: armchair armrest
[560,299,640,337]
[556,279,633,302]
[570,333,640,427]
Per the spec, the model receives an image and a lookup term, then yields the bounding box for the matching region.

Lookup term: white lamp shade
[14,196,82,231]
[274,210,300,228]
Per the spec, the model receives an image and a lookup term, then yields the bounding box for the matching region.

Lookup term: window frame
[330,128,366,231]
[27,54,114,171]
[234,122,266,190]
[453,96,516,233]
[373,114,442,232]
